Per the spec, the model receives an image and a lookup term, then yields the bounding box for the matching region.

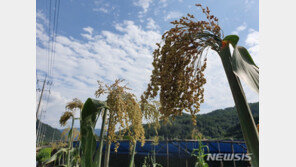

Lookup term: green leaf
[232,46,259,94]
[223,34,259,93]
[80,98,107,167]
[237,46,258,67]
[223,35,239,47]
[44,148,68,165]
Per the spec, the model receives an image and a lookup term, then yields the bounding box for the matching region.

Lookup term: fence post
[218,141,224,167]
[231,139,236,167]
[185,142,188,167]
[206,142,210,165]
[166,139,169,167]
[178,141,181,166]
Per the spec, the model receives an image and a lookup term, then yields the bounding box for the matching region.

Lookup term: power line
[49,0,55,77]
[36,0,61,146]
[47,0,60,78]
[47,0,52,77]
[50,0,60,78]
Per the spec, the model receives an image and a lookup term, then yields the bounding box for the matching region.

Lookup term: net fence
[72,140,251,167]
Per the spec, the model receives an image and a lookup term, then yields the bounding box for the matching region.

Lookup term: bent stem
[129,141,136,167]
[219,45,259,167]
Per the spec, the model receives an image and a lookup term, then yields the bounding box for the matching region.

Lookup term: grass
[36,147,52,163]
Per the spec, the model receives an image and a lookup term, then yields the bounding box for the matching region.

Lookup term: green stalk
[129,141,136,167]
[67,116,75,166]
[219,45,259,167]
[78,109,82,150]
[103,140,111,167]
[95,109,108,167]
[103,119,112,167]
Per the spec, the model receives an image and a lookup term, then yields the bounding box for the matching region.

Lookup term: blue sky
[36,0,259,128]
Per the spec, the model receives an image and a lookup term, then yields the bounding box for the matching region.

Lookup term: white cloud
[36,90,70,127]
[93,7,108,13]
[83,26,93,34]
[36,12,161,128]
[159,0,168,7]
[164,11,183,21]
[231,22,247,35]
[245,0,255,4]
[245,29,259,46]
[146,18,159,30]
[245,28,259,64]
[133,0,153,13]
[244,0,255,11]
[201,50,234,112]
[81,33,94,40]
[81,27,95,40]
[93,0,111,13]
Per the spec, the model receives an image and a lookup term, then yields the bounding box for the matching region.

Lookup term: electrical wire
[36,0,61,146]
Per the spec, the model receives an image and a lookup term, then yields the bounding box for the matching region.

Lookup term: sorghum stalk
[103,140,111,167]
[129,141,137,167]
[67,116,75,166]
[103,120,112,167]
[219,45,259,167]
[96,109,108,167]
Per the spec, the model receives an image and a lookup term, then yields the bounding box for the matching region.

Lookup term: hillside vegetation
[36,120,62,142]
[144,102,259,140]
[37,102,259,142]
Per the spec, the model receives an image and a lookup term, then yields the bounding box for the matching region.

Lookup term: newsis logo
[206,153,252,161]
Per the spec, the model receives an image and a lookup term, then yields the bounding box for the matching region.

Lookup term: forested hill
[36,102,258,143]
[144,102,259,140]
[58,128,102,137]
[36,120,62,142]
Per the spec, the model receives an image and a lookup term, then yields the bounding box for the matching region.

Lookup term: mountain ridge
[36,102,259,143]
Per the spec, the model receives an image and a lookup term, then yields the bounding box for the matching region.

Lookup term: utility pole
[36,78,52,120]
[36,77,46,120]
[36,77,52,146]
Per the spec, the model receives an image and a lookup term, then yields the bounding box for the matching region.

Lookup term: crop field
[36,1,259,167]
